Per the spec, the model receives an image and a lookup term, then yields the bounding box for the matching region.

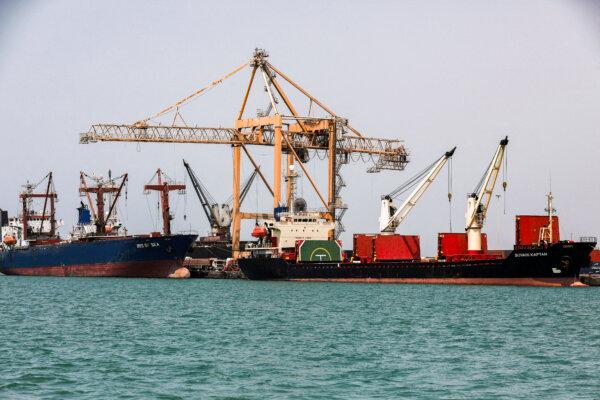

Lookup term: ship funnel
[293,197,307,213]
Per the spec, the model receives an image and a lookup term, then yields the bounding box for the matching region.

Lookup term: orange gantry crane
[80,49,409,256]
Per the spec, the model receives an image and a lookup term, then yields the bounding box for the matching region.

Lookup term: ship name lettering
[515,252,547,257]
[136,242,160,249]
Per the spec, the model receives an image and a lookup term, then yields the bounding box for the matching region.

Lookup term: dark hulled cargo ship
[239,240,595,286]
[239,198,596,287]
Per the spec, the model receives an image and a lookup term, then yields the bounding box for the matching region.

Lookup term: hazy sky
[1,0,599,254]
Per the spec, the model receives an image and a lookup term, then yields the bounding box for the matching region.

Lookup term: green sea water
[0,277,598,399]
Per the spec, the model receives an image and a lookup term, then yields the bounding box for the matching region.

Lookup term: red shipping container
[515,215,559,246]
[437,232,487,258]
[353,234,375,262]
[374,234,420,261]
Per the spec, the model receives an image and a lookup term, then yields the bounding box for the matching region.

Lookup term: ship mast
[539,191,555,244]
[144,169,186,236]
[79,172,128,234]
[20,172,58,241]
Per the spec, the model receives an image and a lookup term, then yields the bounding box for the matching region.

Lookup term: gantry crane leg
[273,123,282,208]
[285,153,294,208]
[328,123,336,223]
[232,145,241,257]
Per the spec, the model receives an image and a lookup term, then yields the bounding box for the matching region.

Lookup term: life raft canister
[251,225,268,238]
[3,235,17,246]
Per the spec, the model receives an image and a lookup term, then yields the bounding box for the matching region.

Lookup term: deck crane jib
[2,172,65,248]
[143,169,186,236]
[183,159,257,239]
[78,171,128,236]
[465,136,509,252]
[379,147,456,234]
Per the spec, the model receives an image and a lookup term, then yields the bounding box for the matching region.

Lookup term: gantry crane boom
[465,136,509,252]
[379,147,456,233]
[80,121,405,158]
[183,159,257,237]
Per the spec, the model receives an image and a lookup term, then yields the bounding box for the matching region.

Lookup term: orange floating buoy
[3,235,17,246]
[168,267,190,279]
[570,281,588,287]
[104,226,113,234]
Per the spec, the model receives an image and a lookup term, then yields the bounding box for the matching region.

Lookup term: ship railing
[514,244,547,251]
[579,236,597,244]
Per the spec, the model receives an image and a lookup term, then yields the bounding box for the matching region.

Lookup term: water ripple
[0,277,598,399]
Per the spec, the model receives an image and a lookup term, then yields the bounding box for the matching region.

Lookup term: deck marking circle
[310,247,332,261]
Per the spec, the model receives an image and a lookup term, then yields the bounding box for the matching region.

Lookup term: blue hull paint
[0,234,197,277]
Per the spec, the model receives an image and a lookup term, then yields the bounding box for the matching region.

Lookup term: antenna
[539,176,556,244]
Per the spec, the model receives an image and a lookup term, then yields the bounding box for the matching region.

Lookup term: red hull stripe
[1,260,182,278]
[288,277,583,287]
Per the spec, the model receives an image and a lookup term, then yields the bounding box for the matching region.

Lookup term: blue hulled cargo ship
[0,234,196,277]
[0,171,196,278]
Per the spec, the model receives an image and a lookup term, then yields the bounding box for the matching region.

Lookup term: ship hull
[0,234,197,278]
[239,242,595,287]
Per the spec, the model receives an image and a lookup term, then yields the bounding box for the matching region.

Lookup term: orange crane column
[273,116,283,208]
[232,145,241,257]
[285,153,294,208]
[232,65,257,257]
[327,122,336,218]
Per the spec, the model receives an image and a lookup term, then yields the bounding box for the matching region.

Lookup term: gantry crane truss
[80,49,409,256]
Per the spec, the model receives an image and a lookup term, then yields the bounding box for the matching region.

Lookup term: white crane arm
[380,147,456,233]
[465,136,508,230]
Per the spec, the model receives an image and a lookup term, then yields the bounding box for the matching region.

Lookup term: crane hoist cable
[472,157,494,196]
[465,136,509,251]
[183,159,258,232]
[379,147,456,233]
[386,158,440,200]
[448,156,453,232]
[502,147,508,214]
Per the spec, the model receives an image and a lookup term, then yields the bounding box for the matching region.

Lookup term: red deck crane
[20,172,58,241]
[144,169,186,236]
[79,171,128,234]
